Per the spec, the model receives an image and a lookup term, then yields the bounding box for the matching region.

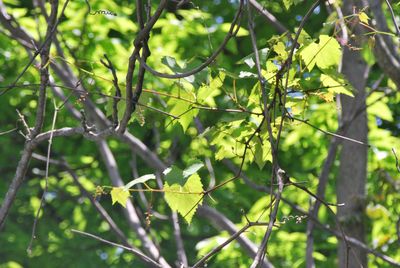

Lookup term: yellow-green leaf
[110,187,130,207]
[300,42,318,71]
[220,23,248,37]
[164,174,204,224]
[358,12,369,25]
[301,35,341,71]
[273,42,288,58]
[367,92,393,122]
[316,35,341,69]
[320,74,353,96]
[366,204,390,219]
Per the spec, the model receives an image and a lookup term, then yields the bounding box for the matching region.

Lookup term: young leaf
[320,74,353,96]
[164,174,204,224]
[300,35,341,71]
[300,42,318,71]
[358,12,369,25]
[164,166,185,185]
[316,35,341,69]
[124,174,156,190]
[183,161,204,178]
[110,187,130,207]
[273,42,288,58]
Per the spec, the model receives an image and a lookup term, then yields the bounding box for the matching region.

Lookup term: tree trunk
[337,1,369,267]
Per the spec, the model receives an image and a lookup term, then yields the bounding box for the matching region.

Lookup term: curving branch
[118,0,167,134]
[249,0,289,35]
[135,0,244,79]
[368,0,400,90]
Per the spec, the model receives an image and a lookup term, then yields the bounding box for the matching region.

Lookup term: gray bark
[337,2,369,267]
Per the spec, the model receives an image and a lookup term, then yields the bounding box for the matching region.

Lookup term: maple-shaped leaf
[110,187,130,207]
[164,174,203,224]
[300,35,341,71]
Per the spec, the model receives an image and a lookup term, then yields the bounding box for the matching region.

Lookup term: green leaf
[162,56,181,71]
[197,72,224,106]
[110,187,130,207]
[301,35,341,71]
[183,161,204,178]
[273,42,288,58]
[300,42,318,71]
[220,23,248,37]
[366,204,390,219]
[164,174,204,224]
[169,98,199,132]
[124,174,156,190]
[316,35,341,69]
[367,92,393,121]
[320,74,353,96]
[254,141,272,169]
[163,166,185,185]
[237,48,269,66]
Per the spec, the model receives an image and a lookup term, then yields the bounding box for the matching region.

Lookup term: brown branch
[136,0,244,79]
[383,0,400,38]
[100,54,122,128]
[172,212,188,267]
[249,0,289,35]
[118,0,167,134]
[0,143,34,229]
[368,0,400,90]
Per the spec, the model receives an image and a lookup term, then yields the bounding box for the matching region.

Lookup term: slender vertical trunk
[337,2,369,267]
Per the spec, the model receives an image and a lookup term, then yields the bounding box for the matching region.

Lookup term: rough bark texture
[337,1,369,267]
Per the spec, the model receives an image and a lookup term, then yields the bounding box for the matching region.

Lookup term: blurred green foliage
[0,0,399,267]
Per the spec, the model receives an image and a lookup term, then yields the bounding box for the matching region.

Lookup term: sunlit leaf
[366,204,390,219]
[320,74,353,96]
[220,23,248,37]
[110,187,130,207]
[301,35,341,71]
[367,92,393,122]
[273,42,288,58]
[358,12,369,25]
[124,174,156,190]
[164,174,204,224]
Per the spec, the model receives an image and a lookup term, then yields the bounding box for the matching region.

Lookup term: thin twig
[0,127,17,136]
[27,100,59,254]
[136,0,244,79]
[71,229,162,267]
[384,0,400,38]
[292,117,369,146]
[100,54,121,128]
[0,0,70,97]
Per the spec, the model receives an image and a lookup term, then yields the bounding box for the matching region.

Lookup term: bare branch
[196,206,274,268]
[71,229,162,268]
[118,0,168,134]
[27,100,59,254]
[368,0,400,90]
[249,0,289,35]
[135,0,244,79]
